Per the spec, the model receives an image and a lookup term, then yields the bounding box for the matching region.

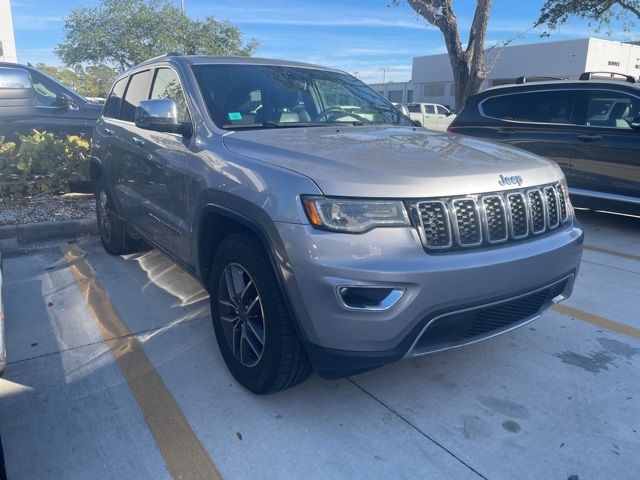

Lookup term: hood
[222,126,564,198]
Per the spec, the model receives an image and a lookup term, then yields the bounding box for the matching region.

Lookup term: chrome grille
[453,199,481,246]
[482,195,508,243]
[507,193,529,238]
[528,190,546,234]
[413,183,570,251]
[417,201,452,248]
[544,186,560,228]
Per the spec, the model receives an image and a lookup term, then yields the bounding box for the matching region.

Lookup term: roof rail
[515,76,566,84]
[579,71,636,83]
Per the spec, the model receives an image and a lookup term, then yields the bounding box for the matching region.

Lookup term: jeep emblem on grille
[498,174,523,187]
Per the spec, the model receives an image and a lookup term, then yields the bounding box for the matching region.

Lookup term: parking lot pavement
[0,209,638,480]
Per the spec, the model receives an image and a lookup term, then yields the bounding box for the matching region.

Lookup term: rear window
[481,90,577,125]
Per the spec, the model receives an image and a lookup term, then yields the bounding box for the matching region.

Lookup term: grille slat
[414,183,569,251]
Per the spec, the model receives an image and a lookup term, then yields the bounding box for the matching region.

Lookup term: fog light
[337,286,405,311]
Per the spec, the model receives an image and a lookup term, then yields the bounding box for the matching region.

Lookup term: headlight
[301,196,410,233]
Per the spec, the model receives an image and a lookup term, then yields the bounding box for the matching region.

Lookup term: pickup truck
[406,102,456,131]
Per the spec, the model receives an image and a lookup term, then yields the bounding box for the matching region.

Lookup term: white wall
[368,38,640,109]
[0,0,17,63]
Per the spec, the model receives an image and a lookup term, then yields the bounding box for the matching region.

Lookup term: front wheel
[210,233,312,394]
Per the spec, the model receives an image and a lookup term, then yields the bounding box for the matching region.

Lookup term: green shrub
[0,130,91,204]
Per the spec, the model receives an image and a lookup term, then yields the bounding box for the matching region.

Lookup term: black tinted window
[482,90,577,124]
[103,77,127,119]
[120,70,151,122]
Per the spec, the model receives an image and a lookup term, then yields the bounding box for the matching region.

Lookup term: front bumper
[275,221,584,379]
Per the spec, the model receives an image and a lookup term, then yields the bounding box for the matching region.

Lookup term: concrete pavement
[0,209,638,479]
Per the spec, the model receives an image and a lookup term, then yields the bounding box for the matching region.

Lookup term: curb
[0,218,98,253]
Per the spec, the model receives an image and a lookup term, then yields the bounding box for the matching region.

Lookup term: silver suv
[92,55,584,394]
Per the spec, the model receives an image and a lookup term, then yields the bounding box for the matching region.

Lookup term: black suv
[448,73,640,215]
[0,62,102,142]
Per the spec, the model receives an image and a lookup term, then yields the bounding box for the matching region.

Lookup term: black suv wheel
[209,233,312,394]
[95,176,141,255]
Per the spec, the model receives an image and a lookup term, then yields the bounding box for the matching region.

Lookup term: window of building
[423,83,445,97]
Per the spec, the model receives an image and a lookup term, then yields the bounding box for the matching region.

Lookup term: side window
[482,91,576,125]
[103,77,127,119]
[424,105,436,114]
[436,105,450,115]
[407,105,420,113]
[120,70,151,122]
[585,91,639,129]
[31,72,67,107]
[150,68,190,123]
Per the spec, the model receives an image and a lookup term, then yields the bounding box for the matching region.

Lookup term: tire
[95,176,140,255]
[210,233,312,394]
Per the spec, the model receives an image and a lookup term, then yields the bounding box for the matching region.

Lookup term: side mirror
[631,117,640,130]
[135,98,192,137]
[0,67,36,121]
[52,93,73,110]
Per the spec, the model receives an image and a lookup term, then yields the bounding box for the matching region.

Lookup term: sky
[8,0,638,83]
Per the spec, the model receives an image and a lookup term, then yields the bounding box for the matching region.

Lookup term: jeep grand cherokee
[91,55,583,394]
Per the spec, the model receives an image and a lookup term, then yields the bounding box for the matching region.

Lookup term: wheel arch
[89,155,104,193]
[197,204,310,345]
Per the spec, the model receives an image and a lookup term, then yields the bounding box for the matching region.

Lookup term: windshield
[192,64,414,129]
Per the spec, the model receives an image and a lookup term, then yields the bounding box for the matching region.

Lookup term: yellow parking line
[553,304,640,340]
[61,244,222,480]
[584,245,640,262]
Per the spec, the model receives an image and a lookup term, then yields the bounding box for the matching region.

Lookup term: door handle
[496,129,515,136]
[104,128,115,136]
[577,134,602,142]
[132,137,145,146]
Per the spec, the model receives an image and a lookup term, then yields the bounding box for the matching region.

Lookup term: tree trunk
[406,0,492,112]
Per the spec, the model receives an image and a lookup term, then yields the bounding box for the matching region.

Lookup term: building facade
[370,38,640,111]
[0,0,17,63]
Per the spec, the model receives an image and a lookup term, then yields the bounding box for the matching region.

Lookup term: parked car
[406,102,456,130]
[91,54,583,394]
[0,62,102,143]
[448,73,640,215]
